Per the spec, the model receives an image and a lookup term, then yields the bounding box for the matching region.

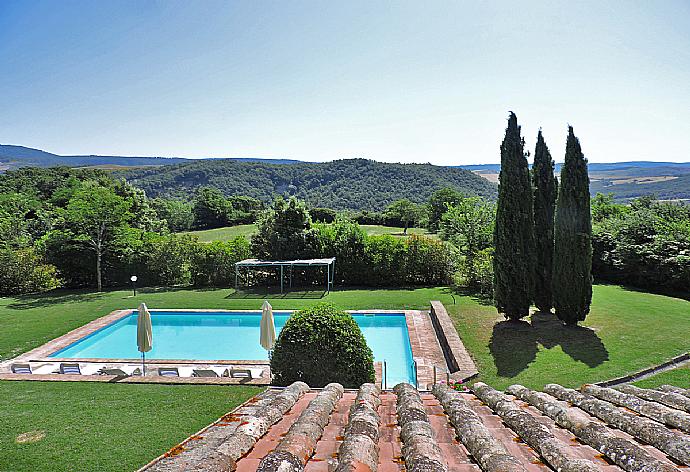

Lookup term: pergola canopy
[234,258,335,293]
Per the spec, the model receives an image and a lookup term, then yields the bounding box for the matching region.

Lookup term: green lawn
[633,365,690,389]
[358,225,433,237]
[0,381,261,472]
[183,223,257,242]
[0,286,453,361]
[183,223,432,242]
[448,284,690,390]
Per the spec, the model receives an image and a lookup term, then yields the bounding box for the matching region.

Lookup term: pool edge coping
[2,308,440,389]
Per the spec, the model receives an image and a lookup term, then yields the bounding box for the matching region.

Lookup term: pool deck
[0,304,476,389]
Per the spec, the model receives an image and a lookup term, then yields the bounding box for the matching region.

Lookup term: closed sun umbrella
[137,303,153,375]
[260,300,276,354]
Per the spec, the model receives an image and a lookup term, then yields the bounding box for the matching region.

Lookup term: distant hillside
[119,158,497,210]
[461,161,690,201]
[0,144,301,170]
[591,173,690,201]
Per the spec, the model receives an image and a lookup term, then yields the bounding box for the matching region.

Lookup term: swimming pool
[50,310,416,385]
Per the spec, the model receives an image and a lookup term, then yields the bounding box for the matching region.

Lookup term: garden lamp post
[130,275,138,297]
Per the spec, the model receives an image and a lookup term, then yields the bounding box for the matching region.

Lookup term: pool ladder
[381,359,422,390]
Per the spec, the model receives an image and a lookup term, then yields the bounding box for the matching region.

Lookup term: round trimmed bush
[270,303,375,388]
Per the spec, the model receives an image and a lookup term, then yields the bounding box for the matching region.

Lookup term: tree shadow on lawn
[226,287,328,300]
[443,286,495,307]
[489,311,609,378]
[6,289,109,310]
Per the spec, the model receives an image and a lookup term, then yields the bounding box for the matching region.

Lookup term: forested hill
[119,158,497,210]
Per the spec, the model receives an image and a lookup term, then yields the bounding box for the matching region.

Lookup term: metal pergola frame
[234,258,336,294]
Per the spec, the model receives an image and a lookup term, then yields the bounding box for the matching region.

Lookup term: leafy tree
[405,234,455,285]
[440,196,495,287]
[151,198,194,232]
[427,187,464,232]
[532,130,558,313]
[385,199,421,234]
[251,197,317,260]
[310,207,337,223]
[553,127,592,325]
[493,113,535,320]
[113,180,163,232]
[136,233,195,286]
[314,219,368,283]
[228,195,262,224]
[0,247,60,295]
[592,196,689,292]
[190,237,251,286]
[0,192,47,248]
[64,183,133,291]
[591,193,628,223]
[193,187,235,229]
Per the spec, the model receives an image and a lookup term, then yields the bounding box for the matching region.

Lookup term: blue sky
[1,1,689,164]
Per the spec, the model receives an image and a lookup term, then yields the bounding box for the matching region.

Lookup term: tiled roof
[142,382,690,472]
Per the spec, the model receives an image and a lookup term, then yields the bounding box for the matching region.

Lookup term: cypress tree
[493,112,535,320]
[553,126,592,325]
[532,130,557,313]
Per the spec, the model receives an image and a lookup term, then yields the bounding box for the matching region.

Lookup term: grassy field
[0,286,452,361]
[633,365,690,389]
[0,381,261,471]
[447,284,690,390]
[184,223,432,242]
[183,223,257,242]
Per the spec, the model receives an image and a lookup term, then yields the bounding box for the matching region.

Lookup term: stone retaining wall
[429,301,478,380]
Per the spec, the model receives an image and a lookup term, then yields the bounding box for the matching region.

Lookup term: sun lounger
[228,367,264,379]
[100,365,142,377]
[11,363,32,374]
[193,368,220,378]
[59,363,81,375]
[158,367,179,377]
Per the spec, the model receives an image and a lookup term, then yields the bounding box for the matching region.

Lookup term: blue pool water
[51,311,416,385]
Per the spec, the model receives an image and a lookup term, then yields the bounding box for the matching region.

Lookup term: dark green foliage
[314,220,368,284]
[63,182,135,291]
[553,127,593,325]
[532,131,558,312]
[119,158,497,211]
[493,113,535,320]
[404,234,455,285]
[151,198,194,232]
[427,187,465,232]
[251,197,317,260]
[310,207,337,223]
[0,247,60,295]
[193,187,236,229]
[270,303,375,388]
[313,220,454,286]
[384,199,422,234]
[352,210,387,225]
[190,238,252,287]
[0,166,109,200]
[439,196,495,291]
[592,195,689,292]
[191,189,262,230]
